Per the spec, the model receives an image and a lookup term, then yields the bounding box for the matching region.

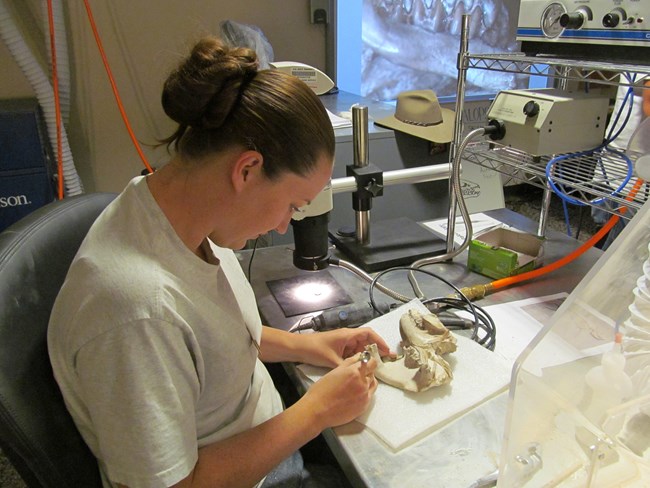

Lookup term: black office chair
[0,193,116,488]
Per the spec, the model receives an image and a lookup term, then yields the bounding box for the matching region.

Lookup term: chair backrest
[0,193,116,488]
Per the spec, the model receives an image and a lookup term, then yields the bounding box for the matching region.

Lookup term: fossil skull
[367,308,457,392]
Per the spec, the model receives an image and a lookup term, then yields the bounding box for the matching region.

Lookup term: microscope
[290,104,452,274]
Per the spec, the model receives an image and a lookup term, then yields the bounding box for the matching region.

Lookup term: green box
[468,227,544,279]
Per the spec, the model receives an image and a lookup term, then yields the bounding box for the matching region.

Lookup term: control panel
[517,0,649,60]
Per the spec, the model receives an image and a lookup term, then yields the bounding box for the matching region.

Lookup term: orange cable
[491,178,644,290]
[46,0,64,199]
[491,210,620,290]
[82,0,154,174]
[461,178,645,299]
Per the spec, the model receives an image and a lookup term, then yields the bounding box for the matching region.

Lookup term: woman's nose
[274,214,292,235]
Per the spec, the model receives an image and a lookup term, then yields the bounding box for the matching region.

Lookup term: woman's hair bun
[162,36,258,129]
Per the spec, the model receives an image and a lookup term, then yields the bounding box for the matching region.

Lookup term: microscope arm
[330,164,451,194]
[290,164,452,271]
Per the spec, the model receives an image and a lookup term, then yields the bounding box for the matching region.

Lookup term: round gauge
[541,2,567,38]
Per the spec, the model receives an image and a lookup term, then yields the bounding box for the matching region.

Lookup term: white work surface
[294,294,568,487]
[298,300,512,451]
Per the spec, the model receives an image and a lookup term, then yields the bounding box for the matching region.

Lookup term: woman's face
[220,154,333,250]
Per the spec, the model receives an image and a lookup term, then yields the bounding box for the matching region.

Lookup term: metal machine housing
[487,88,609,156]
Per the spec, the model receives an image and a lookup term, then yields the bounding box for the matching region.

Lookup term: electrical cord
[545,146,633,207]
[247,237,260,282]
[561,199,572,237]
[426,297,496,350]
[46,0,64,199]
[546,74,637,208]
[368,266,496,350]
[82,0,155,174]
[606,73,637,144]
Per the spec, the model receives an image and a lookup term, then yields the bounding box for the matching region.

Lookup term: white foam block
[298,300,512,450]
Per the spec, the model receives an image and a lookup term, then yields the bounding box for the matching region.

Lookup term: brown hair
[161,37,334,180]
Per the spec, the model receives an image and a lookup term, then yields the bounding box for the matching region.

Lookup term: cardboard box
[468,227,544,279]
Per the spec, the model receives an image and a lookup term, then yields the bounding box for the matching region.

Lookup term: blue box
[0,169,55,232]
[0,98,55,231]
[0,98,53,172]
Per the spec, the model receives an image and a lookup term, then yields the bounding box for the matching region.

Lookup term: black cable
[367,266,496,350]
[425,297,496,351]
[575,205,585,241]
[247,237,260,283]
[368,267,465,313]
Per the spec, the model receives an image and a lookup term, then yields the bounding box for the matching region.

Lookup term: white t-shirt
[48,176,282,488]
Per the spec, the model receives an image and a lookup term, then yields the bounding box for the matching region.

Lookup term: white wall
[0,0,327,192]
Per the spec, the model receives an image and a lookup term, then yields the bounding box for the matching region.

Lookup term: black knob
[364,179,383,197]
[523,101,540,117]
[560,12,585,29]
[603,12,620,27]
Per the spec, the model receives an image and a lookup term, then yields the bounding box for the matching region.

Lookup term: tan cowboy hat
[374,90,455,143]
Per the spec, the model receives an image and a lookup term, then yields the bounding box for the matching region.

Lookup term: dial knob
[523,101,540,117]
[364,179,383,197]
[541,2,567,38]
[603,12,620,27]
[560,12,585,29]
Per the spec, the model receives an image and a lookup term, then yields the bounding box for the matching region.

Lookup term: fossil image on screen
[361,0,528,101]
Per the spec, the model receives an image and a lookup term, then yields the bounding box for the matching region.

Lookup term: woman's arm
[137,327,389,487]
[118,351,377,488]
[114,327,384,488]
[117,354,374,488]
[259,325,392,367]
[173,352,375,488]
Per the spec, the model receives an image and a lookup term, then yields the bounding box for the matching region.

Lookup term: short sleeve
[75,319,201,488]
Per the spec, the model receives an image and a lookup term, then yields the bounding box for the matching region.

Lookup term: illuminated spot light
[292,281,334,304]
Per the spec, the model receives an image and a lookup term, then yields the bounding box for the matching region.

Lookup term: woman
[48,37,390,488]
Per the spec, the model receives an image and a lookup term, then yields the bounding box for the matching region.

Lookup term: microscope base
[330,217,447,272]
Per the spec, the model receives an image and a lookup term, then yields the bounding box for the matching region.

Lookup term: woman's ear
[231,150,263,192]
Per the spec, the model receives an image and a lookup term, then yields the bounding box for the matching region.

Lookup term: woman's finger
[368,375,378,395]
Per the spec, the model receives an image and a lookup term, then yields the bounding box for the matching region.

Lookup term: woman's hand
[297,327,393,369]
[299,352,379,429]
